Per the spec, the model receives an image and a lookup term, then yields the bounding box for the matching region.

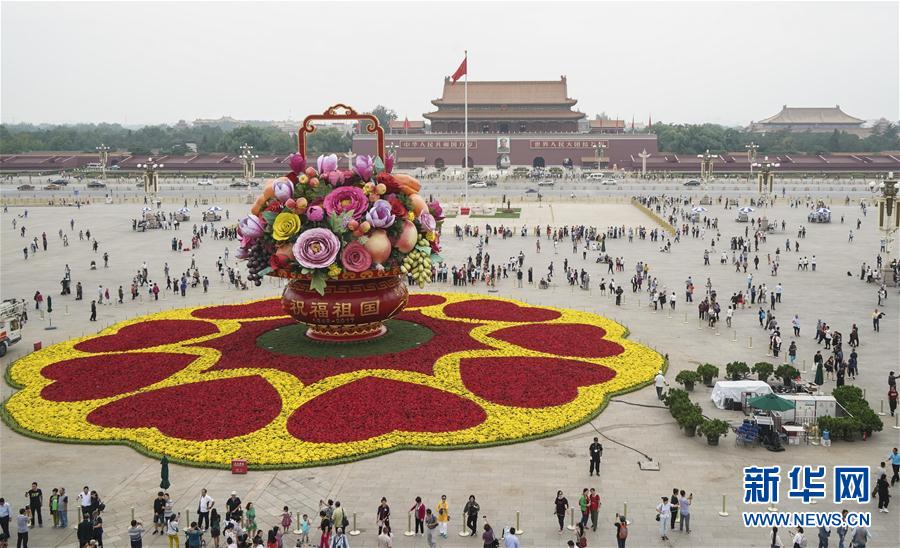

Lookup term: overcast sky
[2,1,897,126]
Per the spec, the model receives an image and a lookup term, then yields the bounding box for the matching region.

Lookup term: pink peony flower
[365,199,395,228]
[238,215,265,239]
[428,200,444,221]
[292,228,340,269]
[306,205,325,222]
[323,186,369,220]
[384,152,395,173]
[340,242,373,273]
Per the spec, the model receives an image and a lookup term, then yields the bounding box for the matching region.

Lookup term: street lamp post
[96,143,110,181]
[239,143,258,182]
[751,156,779,199]
[745,142,759,181]
[638,149,650,179]
[871,172,899,286]
[592,142,607,173]
[136,158,163,195]
[697,149,717,191]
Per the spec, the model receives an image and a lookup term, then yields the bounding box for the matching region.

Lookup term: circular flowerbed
[2,293,664,468]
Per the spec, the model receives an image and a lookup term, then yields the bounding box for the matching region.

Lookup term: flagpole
[464,50,469,206]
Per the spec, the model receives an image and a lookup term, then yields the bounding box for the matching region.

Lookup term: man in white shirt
[504,527,520,548]
[77,487,91,519]
[654,371,669,400]
[197,489,214,530]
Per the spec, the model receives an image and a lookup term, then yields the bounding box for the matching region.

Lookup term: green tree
[370,105,398,129]
[306,126,352,157]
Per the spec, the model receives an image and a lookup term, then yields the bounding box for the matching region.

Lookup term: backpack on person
[617,523,628,540]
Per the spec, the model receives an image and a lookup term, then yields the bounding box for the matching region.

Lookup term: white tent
[710,380,773,409]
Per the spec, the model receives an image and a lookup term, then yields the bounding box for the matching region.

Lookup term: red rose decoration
[285,171,299,185]
[387,195,407,217]
[266,201,284,213]
[269,254,291,270]
[375,172,401,194]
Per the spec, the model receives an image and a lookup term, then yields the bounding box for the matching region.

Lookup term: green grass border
[1,315,664,471]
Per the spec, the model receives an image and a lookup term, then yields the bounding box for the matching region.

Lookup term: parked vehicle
[469,181,487,188]
[16,184,34,191]
[43,183,61,190]
[197,179,214,186]
[683,180,702,187]
[0,299,27,357]
[86,180,106,189]
[537,180,555,187]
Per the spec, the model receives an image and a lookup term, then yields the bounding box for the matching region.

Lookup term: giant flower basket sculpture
[239,105,443,341]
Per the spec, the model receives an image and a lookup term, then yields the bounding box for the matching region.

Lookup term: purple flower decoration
[418,211,436,233]
[428,200,444,221]
[235,246,249,260]
[306,205,325,222]
[273,178,294,203]
[317,154,338,175]
[353,155,375,182]
[323,186,368,220]
[292,228,340,269]
[238,215,265,239]
[288,153,306,174]
[365,199,396,228]
[384,153,395,173]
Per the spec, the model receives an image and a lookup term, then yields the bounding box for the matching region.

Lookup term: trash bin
[822,430,830,441]
[33,341,42,351]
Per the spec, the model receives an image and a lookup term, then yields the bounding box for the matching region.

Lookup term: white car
[537,180,555,187]
[468,181,487,188]
[600,179,618,186]
[198,180,214,186]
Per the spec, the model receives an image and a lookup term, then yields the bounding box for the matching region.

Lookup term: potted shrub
[678,409,704,437]
[698,418,730,446]
[752,362,774,383]
[675,370,702,392]
[726,361,750,380]
[774,364,800,387]
[696,364,720,387]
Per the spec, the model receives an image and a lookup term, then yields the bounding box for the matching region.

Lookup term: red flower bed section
[406,294,447,308]
[201,310,489,385]
[191,299,286,320]
[74,320,219,352]
[86,375,282,441]
[286,377,487,443]
[443,299,561,322]
[40,353,197,402]
[489,323,624,358]
[460,356,616,408]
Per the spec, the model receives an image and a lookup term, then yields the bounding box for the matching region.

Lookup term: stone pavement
[1,192,898,547]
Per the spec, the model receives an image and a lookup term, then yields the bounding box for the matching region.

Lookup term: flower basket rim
[268,266,402,281]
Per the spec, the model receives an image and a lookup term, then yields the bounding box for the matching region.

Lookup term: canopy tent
[141,206,152,213]
[207,206,223,211]
[691,206,708,213]
[739,206,755,213]
[710,380,773,409]
[178,207,191,213]
[747,393,795,412]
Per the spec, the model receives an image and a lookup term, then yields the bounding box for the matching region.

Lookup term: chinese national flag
[450,55,467,84]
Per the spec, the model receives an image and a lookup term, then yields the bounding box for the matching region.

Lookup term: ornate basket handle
[298,104,385,160]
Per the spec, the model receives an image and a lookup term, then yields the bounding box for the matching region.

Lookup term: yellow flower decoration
[272,211,301,241]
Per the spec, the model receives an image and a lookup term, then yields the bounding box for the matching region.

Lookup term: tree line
[650,122,899,155]
[0,123,353,157]
[2,115,897,157]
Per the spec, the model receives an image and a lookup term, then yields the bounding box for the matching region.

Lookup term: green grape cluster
[400,237,433,288]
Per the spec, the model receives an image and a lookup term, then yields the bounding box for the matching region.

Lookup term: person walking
[554,491,569,534]
[578,489,589,528]
[872,309,882,332]
[504,527,520,548]
[655,496,670,541]
[654,370,669,400]
[424,510,438,548]
[463,495,480,537]
[589,438,602,476]
[90,300,97,322]
[889,386,898,417]
[128,519,144,548]
[481,523,497,548]
[876,470,891,512]
[791,527,806,548]
[588,488,600,532]
[78,514,95,548]
[376,498,390,536]
[669,488,679,531]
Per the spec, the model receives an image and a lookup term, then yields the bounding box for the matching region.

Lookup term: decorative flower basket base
[279,273,408,342]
